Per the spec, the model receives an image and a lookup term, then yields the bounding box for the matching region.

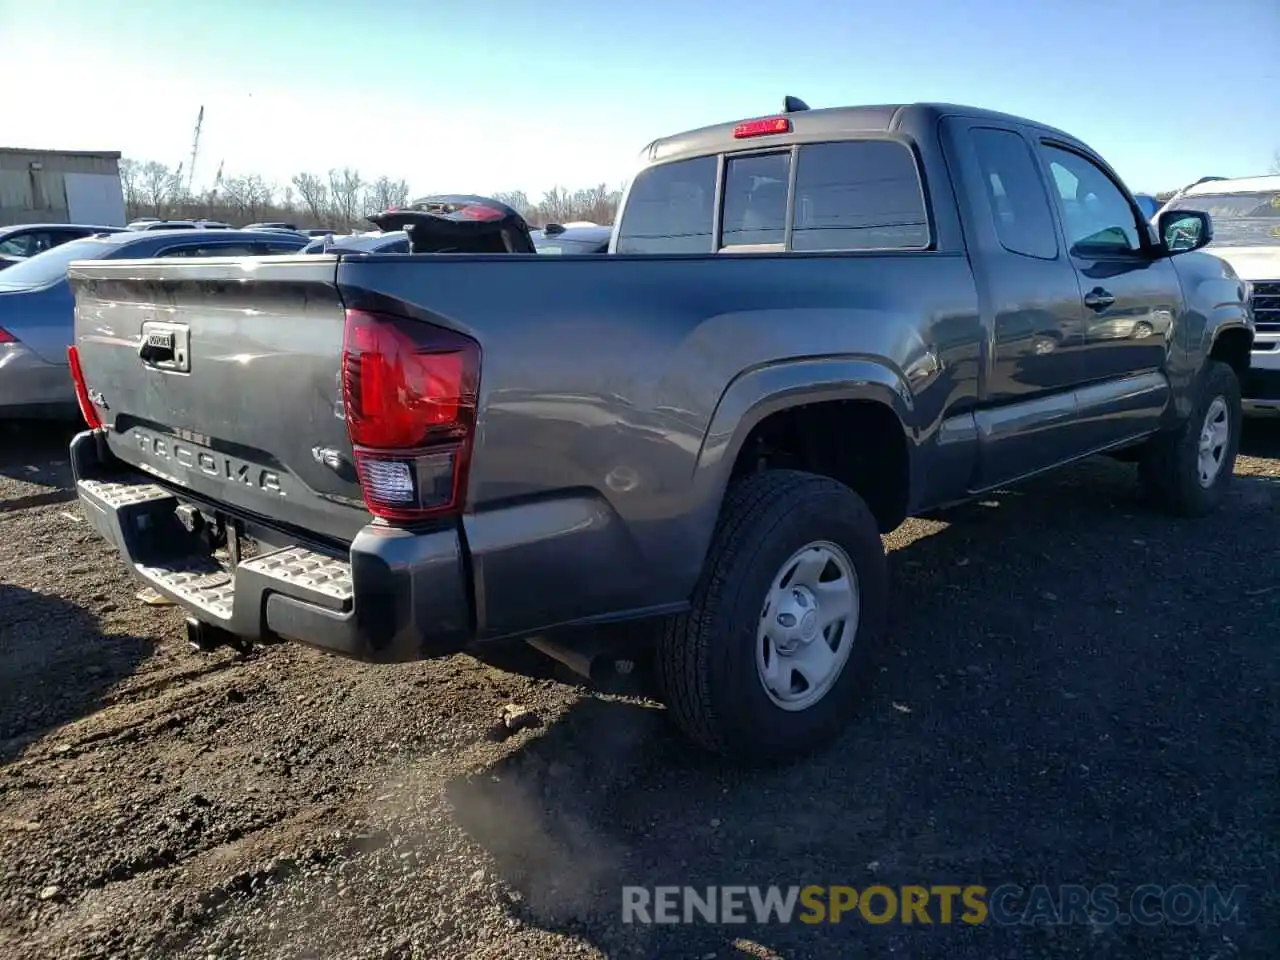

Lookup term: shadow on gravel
[447,455,1276,959]
[1240,417,1280,459]
[0,584,153,765]
[0,418,81,493]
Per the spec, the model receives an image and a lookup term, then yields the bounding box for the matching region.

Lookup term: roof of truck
[643,102,1080,165]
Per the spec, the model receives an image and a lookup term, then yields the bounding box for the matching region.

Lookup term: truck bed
[69,249,982,646]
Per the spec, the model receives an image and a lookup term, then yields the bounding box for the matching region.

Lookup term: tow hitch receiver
[186,616,249,655]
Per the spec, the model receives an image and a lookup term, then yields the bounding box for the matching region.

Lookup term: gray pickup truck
[66,102,1253,764]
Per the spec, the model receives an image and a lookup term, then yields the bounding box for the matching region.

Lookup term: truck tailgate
[69,255,371,544]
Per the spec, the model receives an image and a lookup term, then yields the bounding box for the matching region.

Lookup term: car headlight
[1241,279,1253,303]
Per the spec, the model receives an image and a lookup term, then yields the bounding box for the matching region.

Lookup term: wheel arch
[679,358,916,599]
[1207,323,1252,386]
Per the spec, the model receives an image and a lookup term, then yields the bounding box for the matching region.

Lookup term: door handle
[1083,288,1116,312]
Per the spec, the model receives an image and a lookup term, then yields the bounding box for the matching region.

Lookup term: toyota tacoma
[65,103,1252,763]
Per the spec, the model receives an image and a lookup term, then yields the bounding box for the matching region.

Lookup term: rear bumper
[70,430,471,662]
[0,343,76,415]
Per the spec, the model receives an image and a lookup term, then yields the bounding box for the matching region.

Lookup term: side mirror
[1157,209,1213,255]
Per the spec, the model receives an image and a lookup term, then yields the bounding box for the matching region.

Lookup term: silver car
[0,229,308,418]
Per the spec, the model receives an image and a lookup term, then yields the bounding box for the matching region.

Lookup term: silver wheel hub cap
[756,541,860,712]
[1197,396,1230,488]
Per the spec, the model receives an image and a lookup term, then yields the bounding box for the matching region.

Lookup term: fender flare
[1205,320,1254,358]
[679,356,915,577]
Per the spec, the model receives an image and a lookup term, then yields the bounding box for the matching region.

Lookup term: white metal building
[0,147,126,227]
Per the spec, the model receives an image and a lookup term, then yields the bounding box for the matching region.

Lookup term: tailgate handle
[139,333,175,364]
[137,323,190,372]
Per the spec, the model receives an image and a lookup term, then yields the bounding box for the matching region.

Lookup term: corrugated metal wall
[0,151,121,226]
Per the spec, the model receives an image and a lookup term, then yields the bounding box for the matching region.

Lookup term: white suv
[1159,175,1280,414]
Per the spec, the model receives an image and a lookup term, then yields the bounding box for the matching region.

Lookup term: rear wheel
[657,470,887,763]
[1138,360,1241,517]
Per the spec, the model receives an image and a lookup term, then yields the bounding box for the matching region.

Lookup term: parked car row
[0,222,123,270]
[0,202,614,417]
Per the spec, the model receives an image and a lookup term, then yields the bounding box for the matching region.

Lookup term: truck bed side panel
[336,252,983,638]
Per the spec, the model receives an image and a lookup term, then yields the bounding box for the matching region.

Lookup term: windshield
[1164,191,1280,247]
[0,237,119,288]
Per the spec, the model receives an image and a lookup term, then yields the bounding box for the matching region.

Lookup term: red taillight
[455,204,504,221]
[341,309,480,521]
[66,345,103,430]
[0,327,16,344]
[733,117,792,139]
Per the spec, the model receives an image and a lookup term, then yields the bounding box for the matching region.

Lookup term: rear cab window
[616,139,930,255]
[721,152,790,249]
[615,156,717,254]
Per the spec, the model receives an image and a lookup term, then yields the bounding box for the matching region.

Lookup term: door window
[0,231,58,257]
[258,241,307,255]
[158,242,263,257]
[1042,146,1142,256]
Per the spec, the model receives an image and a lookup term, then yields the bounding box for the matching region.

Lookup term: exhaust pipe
[525,635,647,695]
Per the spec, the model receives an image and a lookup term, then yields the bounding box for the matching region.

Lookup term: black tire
[1138,360,1241,517]
[656,469,888,763]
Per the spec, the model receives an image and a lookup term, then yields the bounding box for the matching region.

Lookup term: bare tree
[328,167,365,230]
[491,190,533,219]
[139,161,179,217]
[119,157,626,231]
[1271,150,1280,175]
[220,174,275,222]
[362,176,410,216]
[569,183,618,224]
[119,159,141,213]
[291,172,330,225]
[537,186,577,224]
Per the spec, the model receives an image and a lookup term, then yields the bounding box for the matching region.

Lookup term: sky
[2,0,1277,200]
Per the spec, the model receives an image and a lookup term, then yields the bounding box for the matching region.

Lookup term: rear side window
[721,152,791,248]
[791,141,929,251]
[969,128,1058,260]
[616,156,716,254]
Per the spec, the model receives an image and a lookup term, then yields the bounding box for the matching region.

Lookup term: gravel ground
[1,418,1277,960]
